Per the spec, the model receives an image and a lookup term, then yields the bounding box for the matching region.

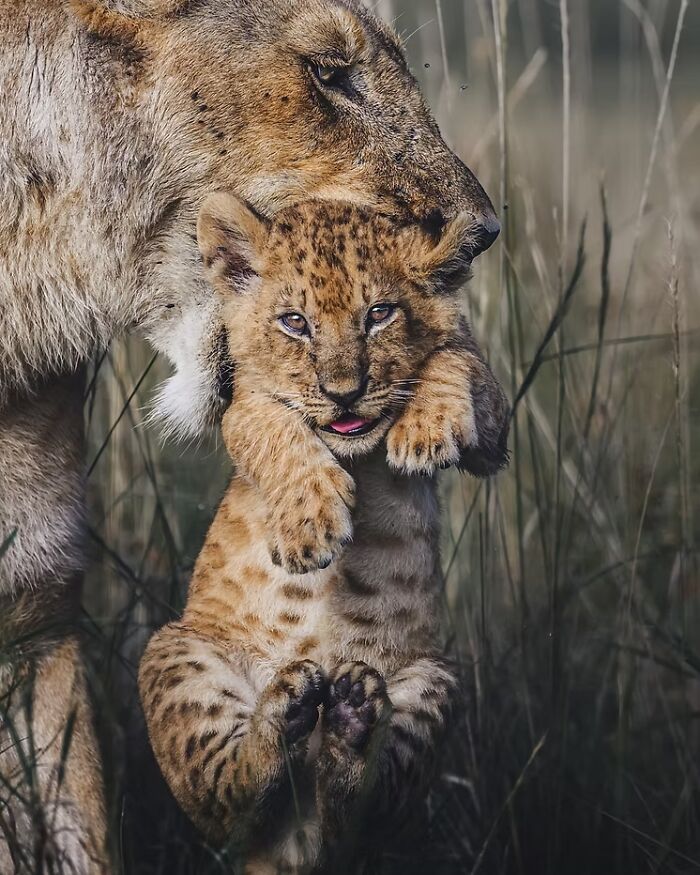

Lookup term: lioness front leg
[316,657,457,869]
[387,320,509,477]
[138,623,325,848]
[222,381,355,574]
[0,638,110,875]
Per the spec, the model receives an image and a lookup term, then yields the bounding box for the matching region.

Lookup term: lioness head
[71,0,500,437]
[73,0,497,247]
[197,193,473,459]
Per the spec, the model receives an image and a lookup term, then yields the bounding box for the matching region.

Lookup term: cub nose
[320,379,367,409]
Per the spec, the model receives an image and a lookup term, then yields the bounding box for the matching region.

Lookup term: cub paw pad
[324,662,386,750]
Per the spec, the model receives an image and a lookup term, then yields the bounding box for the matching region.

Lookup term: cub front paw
[458,378,511,477]
[263,660,326,745]
[386,399,477,476]
[269,466,355,574]
[324,662,387,751]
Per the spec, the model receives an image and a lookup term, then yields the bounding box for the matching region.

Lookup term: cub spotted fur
[139,196,508,873]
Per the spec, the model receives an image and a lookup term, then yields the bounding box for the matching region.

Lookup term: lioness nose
[471,210,501,256]
[320,379,367,409]
[421,208,500,258]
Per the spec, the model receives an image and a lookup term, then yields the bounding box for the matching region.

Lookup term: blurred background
[81,1,700,872]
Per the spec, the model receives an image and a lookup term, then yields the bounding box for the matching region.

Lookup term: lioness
[0,1,504,872]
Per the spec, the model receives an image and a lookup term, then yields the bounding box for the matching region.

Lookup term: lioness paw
[386,398,477,476]
[269,466,355,574]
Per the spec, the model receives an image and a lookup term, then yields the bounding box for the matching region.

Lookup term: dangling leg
[139,622,325,861]
[317,657,457,872]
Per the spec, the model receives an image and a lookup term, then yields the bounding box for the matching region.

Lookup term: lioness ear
[137,0,190,12]
[399,214,475,294]
[197,193,271,291]
[69,0,188,45]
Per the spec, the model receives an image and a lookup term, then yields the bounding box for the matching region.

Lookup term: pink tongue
[329,416,370,435]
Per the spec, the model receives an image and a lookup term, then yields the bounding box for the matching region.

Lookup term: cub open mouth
[322,415,379,437]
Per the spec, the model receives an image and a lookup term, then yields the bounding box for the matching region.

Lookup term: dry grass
[6,1,700,872]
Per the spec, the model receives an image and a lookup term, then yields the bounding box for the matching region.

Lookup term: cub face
[198,194,477,459]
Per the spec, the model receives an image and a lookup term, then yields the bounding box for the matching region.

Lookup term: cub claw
[386,406,474,476]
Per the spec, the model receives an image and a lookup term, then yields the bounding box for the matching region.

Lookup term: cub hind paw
[264,660,326,744]
[324,662,387,751]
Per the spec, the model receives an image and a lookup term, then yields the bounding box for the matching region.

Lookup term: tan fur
[0,374,86,597]
[1,2,501,869]
[139,199,508,872]
[0,636,109,875]
[68,0,145,45]
[0,374,110,873]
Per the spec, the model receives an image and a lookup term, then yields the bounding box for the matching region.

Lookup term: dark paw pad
[324,662,386,751]
[457,419,510,477]
[283,662,326,744]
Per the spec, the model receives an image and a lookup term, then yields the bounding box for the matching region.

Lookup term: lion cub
[139,196,507,873]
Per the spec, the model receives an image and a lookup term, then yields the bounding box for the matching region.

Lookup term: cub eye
[310,63,349,88]
[279,312,309,336]
[366,303,396,329]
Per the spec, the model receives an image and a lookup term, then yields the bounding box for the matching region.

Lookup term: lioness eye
[311,63,348,88]
[367,304,395,328]
[279,313,308,336]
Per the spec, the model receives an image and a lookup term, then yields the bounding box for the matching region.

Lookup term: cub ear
[197,193,271,291]
[398,213,476,294]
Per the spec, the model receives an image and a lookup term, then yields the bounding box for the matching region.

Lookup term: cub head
[197,193,476,459]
